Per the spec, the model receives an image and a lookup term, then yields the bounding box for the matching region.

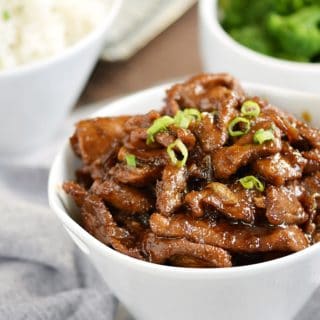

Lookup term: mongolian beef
[63,73,320,268]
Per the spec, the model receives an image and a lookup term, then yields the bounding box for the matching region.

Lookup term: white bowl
[49,81,320,320]
[0,0,122,159]
[199,0,320,96]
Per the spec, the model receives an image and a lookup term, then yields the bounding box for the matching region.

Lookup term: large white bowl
[199,0,320,95]
[49,82,320,320]
[0,0,122,159]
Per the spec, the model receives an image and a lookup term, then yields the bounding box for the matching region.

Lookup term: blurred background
[79,2,199,105]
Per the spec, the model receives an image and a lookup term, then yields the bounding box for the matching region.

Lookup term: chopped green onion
[228,117,251,137]
[167,139,188,167]
[253,128,275,144]
[241,100,260,118]
[174,111,191,129]
[125,154,136,167]
[2,10,10,21]
[183,108,201,121]
[239,176,264,192]
[174,108,201,129]
[146,116,175,144]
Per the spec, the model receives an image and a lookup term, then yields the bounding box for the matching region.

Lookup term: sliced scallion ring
[239,176,264,192]
[183,108,201,121]
[125,154,136,167]
[241,100,260,118]
[253,128,275,144]
[146,115,175,144]
[228,117,251,137]
[174,111,191,129]
[167,139,188,167]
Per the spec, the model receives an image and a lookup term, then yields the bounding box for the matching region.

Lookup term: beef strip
[150,213,309,252]
[110,163,163,187]
[118,146,168,167]
[164,73,245,115]
[92,179,154,214]
[254,150,307,186]
[185,182,255,223]
[303,149,320,173]
[156,164,187,216]
[194,105,237,152]
[71,116,130,165]
[301,173,320,235]
[265,185,308,225]
[63,182,143,259]
[142,232,232,267]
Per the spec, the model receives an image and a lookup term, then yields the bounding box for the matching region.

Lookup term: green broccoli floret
[229,26,275,55]
[220,0,274,30]
[267,6,320,60]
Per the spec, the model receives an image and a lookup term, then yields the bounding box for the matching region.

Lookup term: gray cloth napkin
[0,166,117,320]
[0,165,318,320]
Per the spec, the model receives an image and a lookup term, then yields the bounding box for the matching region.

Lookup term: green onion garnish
[253,128,275,144]
[174,111,191,129]
[174,108,201,129]
[239,176,264,192]
[167,139,188,167]
[125,154,137,167]
[183,108,201,121]
[147,108,201,143]
[241,100,260,118]
[2,10,10,21]
[228,117,251,137]
[146,116,175,144]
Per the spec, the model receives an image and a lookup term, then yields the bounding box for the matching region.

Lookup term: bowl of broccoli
[199,0,320,95]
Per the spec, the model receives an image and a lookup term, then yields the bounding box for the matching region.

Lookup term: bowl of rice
[0,0,121,158]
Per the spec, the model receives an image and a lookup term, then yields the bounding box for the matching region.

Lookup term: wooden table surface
[78,5,201,106]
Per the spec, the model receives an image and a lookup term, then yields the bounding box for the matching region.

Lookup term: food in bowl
[219,0,320,62]
[0,0,112,69]
[63,73,320,268]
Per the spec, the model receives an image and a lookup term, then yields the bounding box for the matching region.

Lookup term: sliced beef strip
[150,213,309,253]
[71,116,130,165]
[142,232,232,268]
[261,105,301,142]
[303,149,320,174]
[63,182,143,259]
[211,121,282,179]
[156,164,187,216]
[185,182,255,223]
[124,110,160,132]
[296,122,320,149]
[117,146,169,167]
[164,73,245,115]
[194,104,237,152]
[301,173,320,234]
[254,151,307,186]
[265,185,308,225]
[63,181,86,207]
[155,126,196,149]
[92,179,154,214]
[110,163,163,187]
[76,141,121,183]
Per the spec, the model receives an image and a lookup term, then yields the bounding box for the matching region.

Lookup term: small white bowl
[0,0,122,159]
[49,81,320,320]
[199,0,320,96]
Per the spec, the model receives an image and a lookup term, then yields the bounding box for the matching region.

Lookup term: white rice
[0,0,111,70]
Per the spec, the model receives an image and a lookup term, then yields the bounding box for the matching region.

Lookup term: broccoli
[229,26,275,56]
[219,0,320,62]
[267,6,320,60]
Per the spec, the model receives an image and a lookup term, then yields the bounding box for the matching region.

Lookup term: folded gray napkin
[0,166,117,320]
[0,165,318,320]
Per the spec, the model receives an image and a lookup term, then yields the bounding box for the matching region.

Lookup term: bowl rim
[199,0,320,71]
[0,0,122,78]
[49,81,320,277]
